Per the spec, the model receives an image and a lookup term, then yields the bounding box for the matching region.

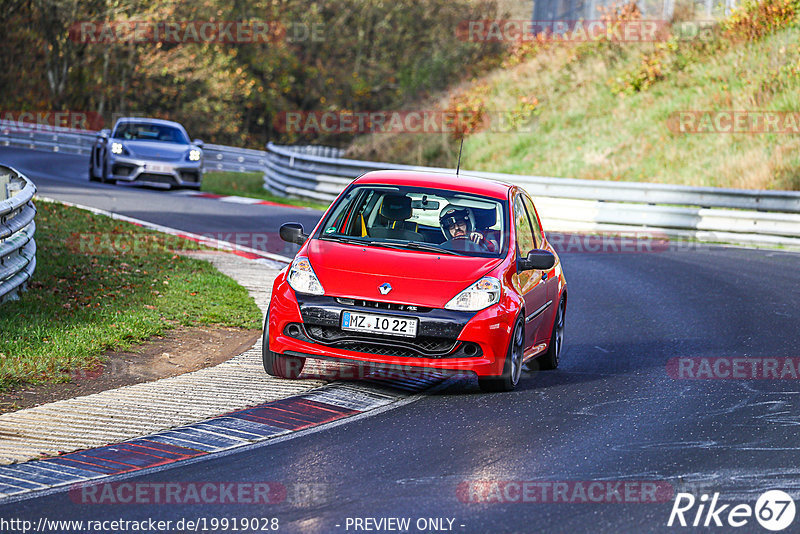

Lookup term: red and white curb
[0,376,451,502]
[171,190,319,211]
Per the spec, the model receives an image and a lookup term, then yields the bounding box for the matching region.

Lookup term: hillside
[347,0,800,191]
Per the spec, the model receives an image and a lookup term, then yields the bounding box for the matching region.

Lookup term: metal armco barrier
[264,142,800,249]
[181,144,341,174]
[0,165,36,304]
[203,143,268,173]
[0,120,280,174]
[0,120,95,155]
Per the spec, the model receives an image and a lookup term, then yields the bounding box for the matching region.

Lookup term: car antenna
[456,136,464,176]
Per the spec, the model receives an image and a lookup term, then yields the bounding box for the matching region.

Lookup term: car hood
[306,239,503,308]
[121,140,189,161]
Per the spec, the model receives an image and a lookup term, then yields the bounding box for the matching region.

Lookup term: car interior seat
[472,206,501,245]
[369,195,424,241]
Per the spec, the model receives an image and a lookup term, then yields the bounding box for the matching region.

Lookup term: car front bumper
[108,154,203,188]
[268,278,518,377]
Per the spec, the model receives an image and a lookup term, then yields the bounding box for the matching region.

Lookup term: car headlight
[444,276,501,311]
[287,257,324,295]
[188,149,202,161]
[111,142,124,155]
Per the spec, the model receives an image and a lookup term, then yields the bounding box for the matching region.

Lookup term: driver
[439,206,496,252]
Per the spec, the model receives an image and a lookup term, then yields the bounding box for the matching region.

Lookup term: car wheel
[537,296,566,371]
[478,315,524,392]
[89,154,98,181]
[261,310,305,379]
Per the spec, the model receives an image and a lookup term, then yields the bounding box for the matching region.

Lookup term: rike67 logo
[668,490,796,531]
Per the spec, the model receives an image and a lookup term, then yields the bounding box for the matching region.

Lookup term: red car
[263,171,567,392]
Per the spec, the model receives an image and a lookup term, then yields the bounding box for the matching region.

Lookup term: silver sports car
[90,118,203,189]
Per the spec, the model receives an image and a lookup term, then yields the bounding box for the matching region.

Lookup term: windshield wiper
[401,242,464,256]
[319,235,373,246]
[320,236,464,256]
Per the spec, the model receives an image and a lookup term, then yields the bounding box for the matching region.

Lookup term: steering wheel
[450,234,490,252]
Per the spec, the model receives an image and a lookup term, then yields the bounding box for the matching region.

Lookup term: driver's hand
[469,232,484,244]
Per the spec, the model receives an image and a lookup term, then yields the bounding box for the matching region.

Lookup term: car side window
[513,195,536,257]
[521,194,544,247]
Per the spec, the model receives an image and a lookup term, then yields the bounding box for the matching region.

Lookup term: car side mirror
[517,250,555,272]
[193,139,204,148]
[98,129,110,139]
[280,223,308,245]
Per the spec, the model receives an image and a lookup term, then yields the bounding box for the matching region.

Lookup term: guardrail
[264,142,800,249]
[0,165,36,304]
[0,120,96,156]
[0,120,280,175]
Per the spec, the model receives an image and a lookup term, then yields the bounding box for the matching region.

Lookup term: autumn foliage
[0,0,506,148]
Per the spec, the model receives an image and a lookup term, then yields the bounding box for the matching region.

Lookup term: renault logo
[379,283,392,295]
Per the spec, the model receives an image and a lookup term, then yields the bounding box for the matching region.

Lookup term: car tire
[537,296,566,371]
[478,315,524,392]
[261,310,305,379]
[89,154,98,181]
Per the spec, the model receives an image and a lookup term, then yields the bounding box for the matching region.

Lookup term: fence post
[0,173,9,201]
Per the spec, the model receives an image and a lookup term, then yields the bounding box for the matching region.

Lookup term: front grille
[112,164,134,176]
[137,173,176,185]
[306,324,454,352]
[141,153,179,162]
[335,298,431,313]
[284,322,481,359]
[332,341,426,359]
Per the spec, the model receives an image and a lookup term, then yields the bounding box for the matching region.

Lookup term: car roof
[114,117,186,130]
[353,170,511,200]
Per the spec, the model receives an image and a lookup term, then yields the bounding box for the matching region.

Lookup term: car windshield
[113,122,189,144]
[316,184,508,258]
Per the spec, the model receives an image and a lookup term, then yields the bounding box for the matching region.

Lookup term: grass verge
[202,171,331,211]
[0,201,262,392]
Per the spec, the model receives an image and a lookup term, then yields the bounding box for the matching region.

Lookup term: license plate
[146,163,172,173]
[341,311,418,338]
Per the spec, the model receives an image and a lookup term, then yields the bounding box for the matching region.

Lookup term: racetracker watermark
[0,110,103,131]
[69,481,328,506]
[70,481,286,505]
[300,361,449,382]
[457,480,674,503]
[667,357,800,380]
[667,111,800,134]
[69,21,324,44]
[457,19,717,43]
[457,19,669,42]
[66,231,281,255]
[274,110,534,135]
[548,232,701,254]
